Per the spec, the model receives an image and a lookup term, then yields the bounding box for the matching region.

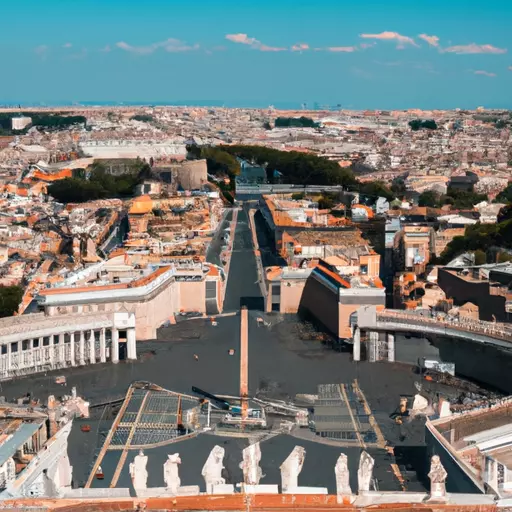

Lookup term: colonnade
[352,327,395,363]
[0,326,136,381]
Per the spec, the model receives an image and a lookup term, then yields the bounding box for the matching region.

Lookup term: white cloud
[360,31,418,47]
[225,33,286,52]
[116,38,199,55]
[291,43,309,52]
[418,34,440,47]
[326,46,357,52]
[473,70,497,77]
[225,33,260,46]
[443,43,506,54]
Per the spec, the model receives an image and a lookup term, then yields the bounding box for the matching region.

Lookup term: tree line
[418,188,487,210]
[408,119,438,131]
[274,117,319,128]
[440,217,512,264]
[48,160,151,203]
[0,112,86,135]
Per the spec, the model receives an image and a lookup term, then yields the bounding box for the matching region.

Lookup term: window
[11,343,18,353]
[33,339,39,348]
[1,345,6,355]
[43,337,50,346]
[22,340,29,351]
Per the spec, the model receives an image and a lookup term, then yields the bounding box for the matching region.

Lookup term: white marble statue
[428,455,448,500]
[357,451,374,493]
[280,446,305,492]
[240,443,263,485]
[202,445,226,493]
[335,453,352,497]
[164,453,181,494]
[129,450,148,490]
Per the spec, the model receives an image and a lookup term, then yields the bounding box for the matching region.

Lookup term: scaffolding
[85,381,207,488]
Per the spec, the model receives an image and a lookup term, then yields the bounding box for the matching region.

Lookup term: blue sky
[2,0,511,109]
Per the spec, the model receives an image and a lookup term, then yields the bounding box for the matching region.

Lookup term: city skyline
[1,0,512,109]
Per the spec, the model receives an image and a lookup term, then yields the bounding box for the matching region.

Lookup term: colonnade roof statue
[125,444,382,496]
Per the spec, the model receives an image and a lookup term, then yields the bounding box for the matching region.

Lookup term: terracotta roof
[33,168,72,182]
[129,195,153,215]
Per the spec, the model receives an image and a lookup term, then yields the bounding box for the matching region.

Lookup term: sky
[2,0,512,109]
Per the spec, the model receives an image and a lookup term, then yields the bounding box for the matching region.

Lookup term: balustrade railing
[376,310,512,342]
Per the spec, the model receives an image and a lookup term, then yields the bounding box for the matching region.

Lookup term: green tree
[130,114,154,122]
[275,117,319,128]
[202,148,240,178]
[0,286,23,318]
[497,184,512,203]
[440,218,512,263]
[391,178,406,197]
[445,188,487,209]
[497,252,512,263]
[318,195,335,210]
[473,249,487,265]
[221,145,356,187]
[418,191,441,207]
[358,181,393,201]
[409,119,438,131]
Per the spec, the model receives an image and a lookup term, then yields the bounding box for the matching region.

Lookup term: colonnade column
[7,343,11,372]
[353,327,361,362]
[79,331,85,365]
[29,339,34,367]
[111,329,119,364]
[70,333,76,366]
[126,328,137,361]
[58,334,65,363]
[89,330,96,364]
[38,338,43,364]
[49,335,55,365]
[100,328,106,363]
[368,331,379,363]
[387,333,395,362]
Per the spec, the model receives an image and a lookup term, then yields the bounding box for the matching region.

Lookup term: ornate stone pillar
[112,328,119,363]
[368,331,379,363]
[6,342,11,373]
[38,337,43,365]
[387,333,395,362]
[100,328,106,363]
[126,328,137,361]
[353,328,361,362]
[79,331,85,365]
[49,335,55,365]
[59,333,65,363]
[89,330,96,364]
[70,332,76,366]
